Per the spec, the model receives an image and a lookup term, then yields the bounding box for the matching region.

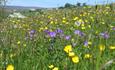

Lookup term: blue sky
[7,0,115,8]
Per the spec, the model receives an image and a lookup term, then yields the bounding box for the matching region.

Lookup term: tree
[76,2,81,6]
[83,3,86,6]
[58,6,64,9]
[64,3,73,8]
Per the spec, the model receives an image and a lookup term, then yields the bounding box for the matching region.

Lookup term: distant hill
[3,6,43,11]
[0,5,44,16]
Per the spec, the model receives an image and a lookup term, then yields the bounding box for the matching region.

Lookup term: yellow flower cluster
[62,17,67,23]
[109,46,115,50]
[64,45,79,63]
[38,27,48,32]
[49,64,58,70]
[99,44,105,52]
[6,64,14,70]
[71,56,79,63]
[84,54,92,59]
[64,45,72,53]
[73,17,79,21]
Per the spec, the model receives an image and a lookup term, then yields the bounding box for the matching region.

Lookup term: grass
[0,5,115,70]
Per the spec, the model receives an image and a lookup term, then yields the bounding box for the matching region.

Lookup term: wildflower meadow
[0,3,115,70]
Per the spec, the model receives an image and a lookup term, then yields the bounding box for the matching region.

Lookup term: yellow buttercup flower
[17,41,20,45]
[73,17,79,20]
[49,65,54,69]
[90,16,93,19]
[109,46,115,50]
[6,64,14,70]
[64,45,72,53]
[71,38,75,42]
[52,67,58,70]
[101,22,105,24]
[48,16,51,18]
[79,19,83,22]
[88,25,91,28]
[80,14,82,17]
[68,52,75,57]
[85,20,88,23]
[44,27,48,30]
[81,24,84,27]
[95,31,98,34]
[50,21,54,24]
[63,17,66,20]
[84,54,92,59]
[72,56,79,63]
[10,54,15,58]
[106,12,108,14]
[81,24,85,29]
[99,44,105,51]
[12,21,15,23]
[23,44,26,47]
[62,20,66,23]
[81,27,85,30]
[88,41,92,45]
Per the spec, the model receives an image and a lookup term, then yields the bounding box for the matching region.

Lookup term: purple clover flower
[84,41,88,46]
[74,30,81,34]
[55,29,63,34]
[29,30,36,40]
[44,30,57,38]
[103,33,109,39]
[100,32,109,39]
[30,30,36,34]
[112,27,115,30]
[48,32,56,38]
[44,29,50,33]
[65,35,71,40]
[74,30,85,36]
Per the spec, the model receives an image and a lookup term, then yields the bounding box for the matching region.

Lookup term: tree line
[59,2,87,9]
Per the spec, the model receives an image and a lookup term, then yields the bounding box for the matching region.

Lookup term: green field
[0,5,115,70]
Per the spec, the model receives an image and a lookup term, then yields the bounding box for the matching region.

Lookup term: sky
[7,0,115,8]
